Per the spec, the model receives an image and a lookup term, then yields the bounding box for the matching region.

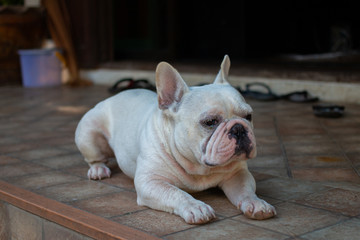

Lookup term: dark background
[67,0,360,68]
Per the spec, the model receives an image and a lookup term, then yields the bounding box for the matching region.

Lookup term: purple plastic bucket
[18,48,62,87]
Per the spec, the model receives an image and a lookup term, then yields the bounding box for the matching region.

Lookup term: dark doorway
[68,0,360,67]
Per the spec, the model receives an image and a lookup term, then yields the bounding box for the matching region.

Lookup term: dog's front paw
[240,197,276,220]
[87,163,111,180]
[178,200,216,224]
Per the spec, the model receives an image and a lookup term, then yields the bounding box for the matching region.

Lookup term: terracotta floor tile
[17,131,64,142]
[9,171,82,190]
[55,124,78,134]
[327,126,360,135]
[193,188,282,219]
[0,162,50,179]
[191,188,241,218]
[43,136,76,148]
[35,153,85,169]
[100,172,136,191]
[248,167,289,178]
[320,118,357,127]
[278,126,326,136]
[301,218,360,240]
[255,135,279,145]
[284,143,342,156]
[277,121,326,136]
[254,128,277,137]
[292,168,360,183]
[252,119,275,129]
[276,118,320,127]
[113,209,195,237]
[281,134,331,145]
[58,143,79,152]
[44,114,77,123]
[0,155,21,165]
[62,163,90,179]
[0,142,42,154]
[256,144,283,156]
[0,121,24,131]
[255,178,329,201]
[64,158,137,190]
[248,155,285,168]
[165,219,287,240]
[294,188,360,217]
[257,195,284,207]
[320,181,360,192]
[347,153,360,166]
[251,171,276,182]
[253,112,275,121]
[1,86,360,239]
[233,202,348,237]
[341,142,360,154]
[9,147,68,161]
[0,137,19,145]
[71,191,145,218]
[35,180,121,202]
[287,155,349,168]
[335,134,360,143]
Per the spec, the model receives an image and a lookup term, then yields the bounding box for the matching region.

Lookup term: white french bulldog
[75,55,276,224]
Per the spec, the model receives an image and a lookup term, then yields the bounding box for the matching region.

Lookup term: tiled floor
[0,85,360,239]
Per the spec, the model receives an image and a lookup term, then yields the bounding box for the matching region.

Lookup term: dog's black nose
[229,124,246,141]
[228,123,252,157]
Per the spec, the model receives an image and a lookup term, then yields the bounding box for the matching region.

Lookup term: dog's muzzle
[228,123,253,158]
[202,119,256,167]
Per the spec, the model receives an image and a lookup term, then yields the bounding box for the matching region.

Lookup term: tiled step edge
[0,180,160,240]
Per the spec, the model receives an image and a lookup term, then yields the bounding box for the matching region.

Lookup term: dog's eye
[202,118,219,128]
[245,114,252,121]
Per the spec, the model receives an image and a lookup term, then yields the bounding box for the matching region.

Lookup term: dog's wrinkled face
[156,55,257,168]
[174,85,257,167]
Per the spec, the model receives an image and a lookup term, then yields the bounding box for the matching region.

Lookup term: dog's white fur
[75,55,276,224]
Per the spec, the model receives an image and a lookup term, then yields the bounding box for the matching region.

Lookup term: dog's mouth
[201,119,256,167]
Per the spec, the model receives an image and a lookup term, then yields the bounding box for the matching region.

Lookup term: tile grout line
[273,116,293,178]
[318,119,360,177]
[232,199,352,239]
[297,217,356,239]
[64,186,135,205]
[288,193,353,218]
[161,216,292,239]
[223,217,292,239]
[109,208,151,220]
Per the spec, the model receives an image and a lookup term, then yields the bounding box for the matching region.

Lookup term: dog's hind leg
[75,108,113,180]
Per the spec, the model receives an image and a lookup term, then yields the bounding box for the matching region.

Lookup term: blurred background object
[0,1,45,85]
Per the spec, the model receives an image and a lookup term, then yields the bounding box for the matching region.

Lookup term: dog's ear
[214,55,230,85]
[156,62,189,110]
